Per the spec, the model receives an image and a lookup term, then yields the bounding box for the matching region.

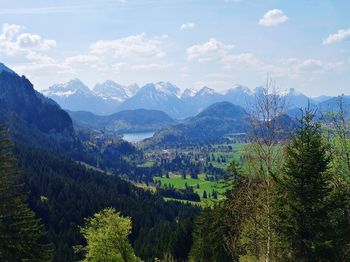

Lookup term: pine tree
[0,126,53,261]
[273,111,335,260]
[189,207,230,262]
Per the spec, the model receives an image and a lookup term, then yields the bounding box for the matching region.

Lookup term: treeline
[157,183,201,202]
[133,154,225,183]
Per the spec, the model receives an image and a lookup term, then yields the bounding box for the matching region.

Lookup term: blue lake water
[122,131,155,143]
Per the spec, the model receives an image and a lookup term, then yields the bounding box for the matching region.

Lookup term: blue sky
[0,0,349,96]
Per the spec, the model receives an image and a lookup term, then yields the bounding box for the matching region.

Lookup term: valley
[1,61,349,261]
[1,3,350,259]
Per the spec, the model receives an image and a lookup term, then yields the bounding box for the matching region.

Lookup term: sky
[0,0,349,96]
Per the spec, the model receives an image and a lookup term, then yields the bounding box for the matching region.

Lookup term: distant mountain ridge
[145,101,250,147]
[44,79,338,118]
[68,108,176,134]
[43,79,139,115]
[145,101,299,147]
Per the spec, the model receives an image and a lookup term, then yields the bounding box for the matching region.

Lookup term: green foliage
[189,206,231,262]
[154,173,226,203]
[0,126,53,261]
[78,208,139,262]
[190,161,260,262]
[16,144,198,261]
[273,112,347,260]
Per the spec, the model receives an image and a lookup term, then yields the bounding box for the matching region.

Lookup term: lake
[122,131,155,143]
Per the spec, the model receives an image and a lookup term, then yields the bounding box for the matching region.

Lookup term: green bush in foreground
[77,208,140,262]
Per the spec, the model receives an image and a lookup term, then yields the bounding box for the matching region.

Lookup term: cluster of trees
[133,154,225,183]
[0,126,199,261]
[190,87,350,261]
[157,183,201,202]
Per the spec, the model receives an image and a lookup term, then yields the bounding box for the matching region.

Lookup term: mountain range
[43,79,335,118]
[1,61,348,149]
[43,79,140,115]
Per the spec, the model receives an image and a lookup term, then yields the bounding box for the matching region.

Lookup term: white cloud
[65,55,101,65]
[259,9,288,26]
[180,22,195,30]
[89,33,165,59]
[223,53,263,69]
[0,23,56,55]
[26,52,56,64]
[283,58,341,78]
[13,62,73,76]
[17,33,56,50]
[130,63,173,70]
[1,23,22,40]
[186,38,234,62]
[322,28,350,45]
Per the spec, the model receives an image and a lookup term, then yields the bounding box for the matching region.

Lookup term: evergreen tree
[189,207,230,262]
[273,112,336,260]
[0,126,53,261]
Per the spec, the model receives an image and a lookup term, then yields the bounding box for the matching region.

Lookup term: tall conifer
[274,112,334,260]
[0,126,53,261]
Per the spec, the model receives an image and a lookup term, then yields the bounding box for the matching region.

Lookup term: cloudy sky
[0,0,349,96]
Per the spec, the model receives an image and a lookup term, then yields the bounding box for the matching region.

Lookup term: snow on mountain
[126,84,140,97]
[154,81,181,97]
[196,86,216,96]
[94,80,130,102]
[181,88,197,98]
[43,79,120,115]
[42,77,337,118]
[224,84,252,96]
[43,79,92,97]
[117,82,189,118]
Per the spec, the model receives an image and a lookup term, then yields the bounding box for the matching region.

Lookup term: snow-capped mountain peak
[234,84,252,94]
[94,80,129,102]
[126,84,140,97]
[44,79,91,97]
[182,88,197,98]
[225,84,252,95]
[154,81,181,97]
[196,86,216,96]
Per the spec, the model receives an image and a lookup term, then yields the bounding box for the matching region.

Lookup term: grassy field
[154,173,227,202]
[208,143,247,169]
[163,197,218,208]
[137,161,154,168]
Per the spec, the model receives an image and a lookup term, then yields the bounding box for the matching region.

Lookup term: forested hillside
[16,145,198,261]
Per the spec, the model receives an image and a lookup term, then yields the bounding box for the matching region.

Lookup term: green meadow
[154,173,227,202]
